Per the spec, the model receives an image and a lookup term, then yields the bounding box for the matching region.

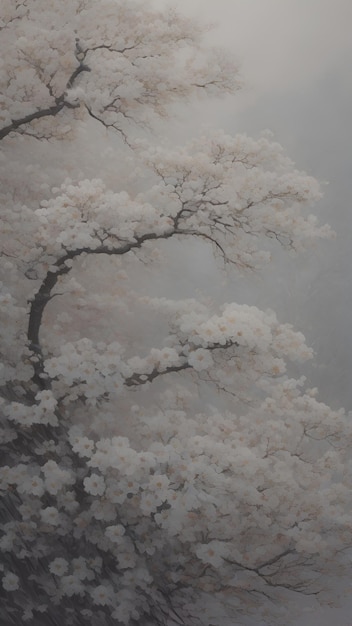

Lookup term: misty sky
[154,1,352,623]
[165,0,352,410]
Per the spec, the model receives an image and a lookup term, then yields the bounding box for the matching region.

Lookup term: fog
[151,1,352,623]
[155,0,352,405]
[154,0,352,413]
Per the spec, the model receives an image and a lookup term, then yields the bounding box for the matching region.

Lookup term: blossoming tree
[1,1,351,625]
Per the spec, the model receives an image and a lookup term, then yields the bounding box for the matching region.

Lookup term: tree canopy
[1,1,351,625]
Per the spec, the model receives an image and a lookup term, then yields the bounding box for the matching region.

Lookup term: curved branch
[180,228,229,262]
[27,222,241,391]
[85,104,130,144]
[125,362,191,387]
[226,548,321,596]
[124,342,240,389]
[27,228,179,388]
[0,64,90,141]
[0,101,67,141]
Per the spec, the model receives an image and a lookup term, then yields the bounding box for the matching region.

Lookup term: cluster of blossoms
[44,339,126,404]
[1,458,74,498]
[0,0,350,625]
[4,390,59,427]
[2,386,351,624]
[38,298,314,414]
[1,0,238,136]
[35,179,169,254]
[172,301,311,357]
[135,297,313,398]
[142,132,332,269]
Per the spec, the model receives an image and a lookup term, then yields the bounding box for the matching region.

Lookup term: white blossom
[188,348,214,371]
[195,541,228,568]
[72,436,95,458]
[42,460,74,494]
[40,507,60,526]
[105,524,125,543]
[91,583,114,606]
[2,572,20,591]
[60,574,85,597]
[17,475,45,497]
[49,558,69,576]
[0,1,347,625]
[83,473,106,496]
[72,557,93,581]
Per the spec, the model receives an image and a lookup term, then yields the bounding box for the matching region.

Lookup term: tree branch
[0,64,90,141]
[27,228,180,388]
[225,549,320,595]
[125,362,191,387]
[0,100,66,141]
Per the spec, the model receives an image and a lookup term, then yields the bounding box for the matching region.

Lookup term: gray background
[154,1,352,623]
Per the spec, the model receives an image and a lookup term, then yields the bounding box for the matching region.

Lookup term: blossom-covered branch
[1,1,351,625]
[0,62,90,141]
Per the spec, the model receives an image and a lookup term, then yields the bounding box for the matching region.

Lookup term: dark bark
[0,64,90,141]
